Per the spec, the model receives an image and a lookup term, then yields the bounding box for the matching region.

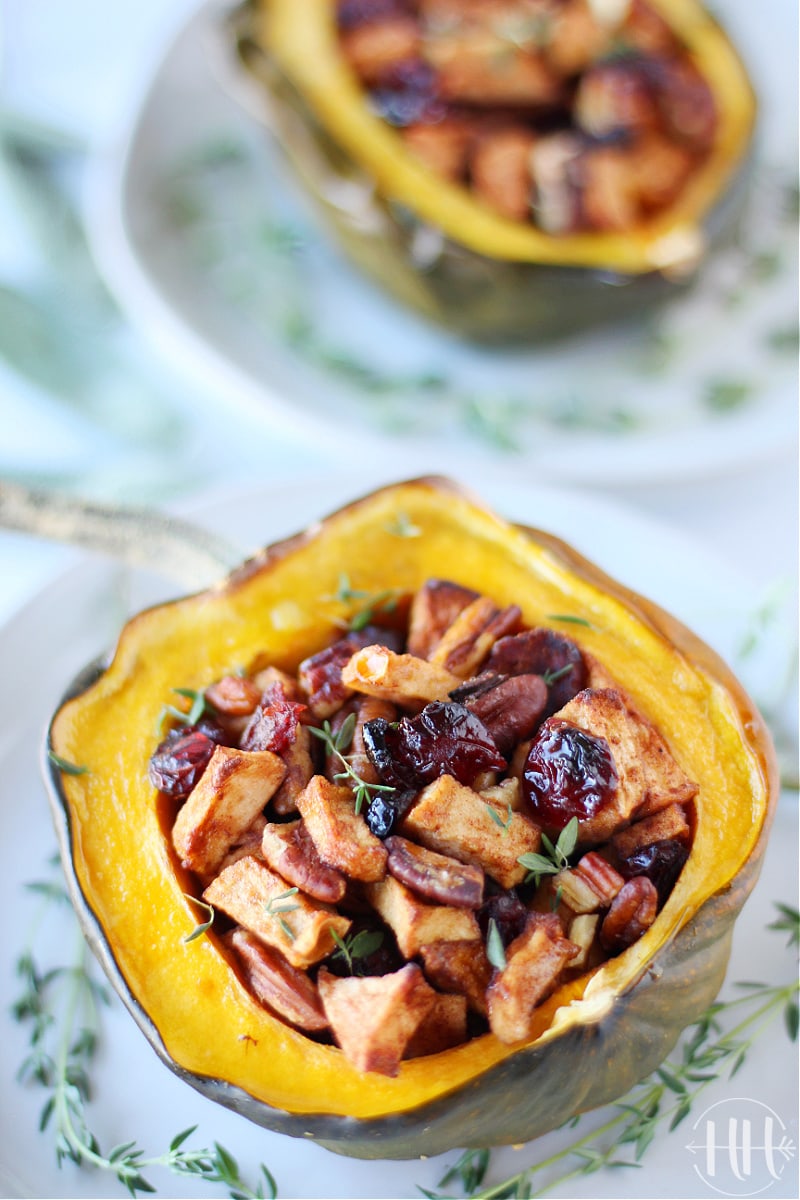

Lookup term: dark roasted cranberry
[365,789,416,839]
[299,626,402,714]
[363,701,506,791]
[477,890,528,946]
[487,628,587,716]
[241,698,306,755]
[618,838,689,905]
[522,719,618,831]
[337,0,410,30]
[148,726,221,799]
[370,59,446,126]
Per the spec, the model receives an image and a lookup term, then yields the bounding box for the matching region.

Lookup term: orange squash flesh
[47,478,776,1157]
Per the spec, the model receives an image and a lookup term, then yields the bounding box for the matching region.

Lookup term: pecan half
[226,928,328,1033]
[385,835,484,908]
[600,876,658,954]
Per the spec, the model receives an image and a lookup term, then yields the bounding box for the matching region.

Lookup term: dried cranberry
[148,726,221,799]
[363,701,506,791]
[337,0,410,30]
[370,59,446,127]
[241,698,306,755]
[477,890,528,946]
[618,838,689,905]
[487,628,587,716]
[299,626,402,714]
[365,789,416,839]
[522,719,618,832]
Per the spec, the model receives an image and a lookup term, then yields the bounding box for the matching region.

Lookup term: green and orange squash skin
[234,0,757,342]
[46,478,777,1159]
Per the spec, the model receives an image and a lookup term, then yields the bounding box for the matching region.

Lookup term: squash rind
[45,477,777,1158]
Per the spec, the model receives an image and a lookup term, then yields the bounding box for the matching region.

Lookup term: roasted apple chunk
[171,746,286,881]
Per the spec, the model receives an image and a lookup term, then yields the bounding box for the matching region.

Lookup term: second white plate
[85,0,798,487]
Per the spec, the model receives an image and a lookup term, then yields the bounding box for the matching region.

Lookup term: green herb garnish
[424,905,800,1199]
[14,861,277,1198]
[517,816,579,885]
[330,928,385,974]
[182,895,215,943]
[308,715,396,815]
[485,918,507,971]
[47,751,89,776]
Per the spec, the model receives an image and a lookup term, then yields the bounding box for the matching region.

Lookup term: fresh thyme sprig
[517,816,579,886]
[47,750,90,776]
[330,928,385,974]
[14,865,277,1198]
[308,713,396,814]
[265,888,300,942]
[424,904,800,1200]
[158,686,214,732]
[182,895,215,943]
[326,573,404,632]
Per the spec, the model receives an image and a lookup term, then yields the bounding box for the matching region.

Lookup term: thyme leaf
[182,895,215,943]
[541,663,574,686]
[517,816,578,884]
[325,573,403,631]
[309,718,396,815]
[15,858,277,1198]
[330,928,385,974]
[546,614,593,628]
[485,918,507,971]
[425,904,800,1199]
[47,751,89,776]
[157,686,213,732]
[485,803,513,836]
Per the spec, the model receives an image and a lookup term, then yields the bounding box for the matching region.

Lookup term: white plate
[0,477,797,1200]
[85,0,798,488]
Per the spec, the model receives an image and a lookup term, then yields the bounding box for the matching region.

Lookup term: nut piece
[429,597,522,678]
[296,775,388,883]
[261,820,347,904]
[557,852,625,914]
[226,928,328,1032]
[600,876,659,954]
[385,836,485,908]
[566,913,599,969]
[203,856,350,970]
[553,687,698,844]
[487,913,580,1044]
[407,579,478,660]
[318,963,437,1076]
[367,875,481,959]
[172,746,286,882]
[342,645,462,707]
[403,774,541,888]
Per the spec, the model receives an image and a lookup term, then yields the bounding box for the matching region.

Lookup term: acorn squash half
[234,0,756,342]
[46,478,776,1159]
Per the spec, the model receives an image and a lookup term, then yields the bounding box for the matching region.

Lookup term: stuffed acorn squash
[234,0,756,341]
[46,478,777,1159]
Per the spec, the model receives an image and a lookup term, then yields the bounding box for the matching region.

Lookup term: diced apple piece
[172,746,286,881]
[318,963,436,1076]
